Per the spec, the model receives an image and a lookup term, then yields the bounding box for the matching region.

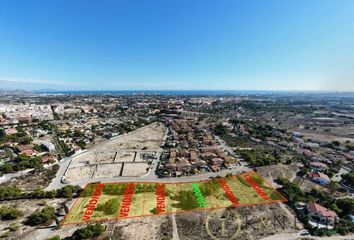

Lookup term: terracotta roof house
[204,152,217,158]
[176,159,192,171]
[307,202,339,225]
[300,149,317,158]
[210,165,221,172]
[190,150,197,161]
[211,158,224,166]
[165,162,177,170]
[4,128,17,135]
[342,152,354,161]
[17,116,31,122]
[192,159,207,167]
[17,145,39,156]
[41,156,53,163]
[308,172,331,186]
[179,149,190,158]
[22,148,38,157]
[169,149,177,162]
[310,161,328,171]
[16,144,34,153]
[202,136,212,145]
[201,147,218,153]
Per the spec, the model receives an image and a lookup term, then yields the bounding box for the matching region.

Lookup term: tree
[102,198,120,215]
[0,186,22,200]
[332,141,341,147]
[0,163,14,174]
[47,236,61,240]
[336,198,354,217]
[0,128,5,138]
[150,208,159,214]
[0,205,23,220]
[19,136,33,145]
[72,223,105,240]
[27,206,56,226]
[30,188,46,198]
[214,124,228,135]
[56,185,74,198]
[342,170,354,188]
[277,177,306,203]
[328,181,339,194]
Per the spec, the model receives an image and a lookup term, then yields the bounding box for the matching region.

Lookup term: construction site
[62,123,166,184]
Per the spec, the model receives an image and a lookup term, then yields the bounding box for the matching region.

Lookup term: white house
[40,141,56,152]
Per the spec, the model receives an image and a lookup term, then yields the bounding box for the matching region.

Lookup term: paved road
[0,168,34,184]
[171,213,180,240]
[45,155,78,190]
[60,156,250,188]
[211,131,250,170]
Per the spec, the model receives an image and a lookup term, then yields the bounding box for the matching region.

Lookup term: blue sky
[0,0,354,91]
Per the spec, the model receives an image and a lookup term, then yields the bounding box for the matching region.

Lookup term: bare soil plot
[114,151,135,162]
[175,204,297,240]
[65,165,95,181]
[296,131,353,144]
[95,151,116,164]
[93,163,122,179]
[256,164,299,182]
[99,123,165,151]
[294,176,327,192]
[121,163,149,176]
[70,152,97,167]
[111,215,173,240]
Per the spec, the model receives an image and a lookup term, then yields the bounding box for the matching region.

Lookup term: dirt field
[175,204,298,240]
[295,131,354,144]
[294,176,327,192]
[122,163,149,176]
[93,163,123,178]
[114,152,135,162]
[70,152,97,167]
[96,151,116,164]
[256,164,299,187]
[65,165,95,181]
[97,123,165,151]
[111,215,173,240]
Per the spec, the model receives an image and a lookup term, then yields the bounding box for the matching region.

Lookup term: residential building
[307,202,339,225]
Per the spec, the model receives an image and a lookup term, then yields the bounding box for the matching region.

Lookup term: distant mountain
[36,88,57,93]
[0,89,29,94]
